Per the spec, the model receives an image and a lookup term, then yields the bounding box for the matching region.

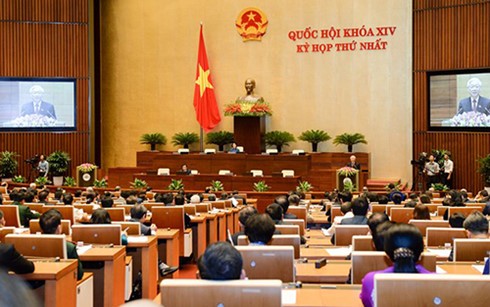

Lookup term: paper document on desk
[472,265,485,274]
[426,248,451,258]
[435,266,447,274]
[127,236,148,243]
[326,247,351,257]
[321,228,331,236]
[76,244,93,255]
[282,289,296,305]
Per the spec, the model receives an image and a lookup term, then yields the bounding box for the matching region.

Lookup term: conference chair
[1,205,21,227]
[447,206,483,217]
[42,205,75,224]
[0,227,15,243]
[236,246,295,282]
[335,225,369,246]
[424,203,440,213]
[116,204,134,215]
[374,274,490,307]
[250,169,263,177]
[351,251,436,284]
[142,202,164,212]
[385,204,403,216]
[145,191,155,200]
[371,204,388,214]
[282,219,306,236]
[74,204,95,215]
[426,227,467,247]
[160,279,282,307]
[287,206,307,225]
[113,221,141,235]
[218,170,232,175]
[330,206,343,223]
[5,234,67,259]
[237,234,301,259]
[390,207,414,224]
[24,202,44,213]
[183,204,197,216]
[275,224,300,235]
[453,238,490,262]
[152,206,192,257]
[281,170,295,177]
[195,203,211,213]
[29,219,71,235]
[352,235,375,251]
[208,200,226,210]
[157,168,170,175]
[204,148,216,154]
[409,219,449,235]
[72,224,122,245]
[104,207,126,221]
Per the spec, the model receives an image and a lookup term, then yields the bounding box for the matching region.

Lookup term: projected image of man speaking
[457,77,490,115]
[20,85,57,119]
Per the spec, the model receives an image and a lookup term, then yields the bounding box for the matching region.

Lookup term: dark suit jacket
[20,101,57,119]
[340,215,368,225]
[457,96,490,115]
[284,213,297,219]
[346,162,361,170]
[0,243,35,274]
[67,242,84,280]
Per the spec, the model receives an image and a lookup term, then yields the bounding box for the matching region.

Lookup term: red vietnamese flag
[193,25,221,132]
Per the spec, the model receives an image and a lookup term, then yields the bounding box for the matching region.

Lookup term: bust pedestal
[233,116,266,154]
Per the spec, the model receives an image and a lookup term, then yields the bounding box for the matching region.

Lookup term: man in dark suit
[20,85,57,119]
[39,209,84,280]
[230,206,257,245]
[340,197,369,225]
[457,78,490,115]
[0,243,35,274]
[346,155,361,170]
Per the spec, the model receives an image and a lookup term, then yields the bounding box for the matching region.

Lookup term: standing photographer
[37,155,49,178]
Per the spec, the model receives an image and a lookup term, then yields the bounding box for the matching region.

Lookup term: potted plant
[168,179,185,191]
[47,151,71,186]
[264,131,295,153]
[0,151,19,181]
[35,176,52,186]
[298,130,331,152]
[130,178,147,190]
[64,176,77,187]
[333,133,367,152]
[431,183,449,192]
[206,131,234,151]
[94,178,109,188]
[172,132,200,149]
[296,181,313,193]
[478,154,490,192]
[140,133,167,151]
[253,181,270,192]
[12,175,26,183]
[210,180,224,192]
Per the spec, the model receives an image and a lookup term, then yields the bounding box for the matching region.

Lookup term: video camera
[25,154,40,167]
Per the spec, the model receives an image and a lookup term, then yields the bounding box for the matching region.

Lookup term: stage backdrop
[99,0,412,184]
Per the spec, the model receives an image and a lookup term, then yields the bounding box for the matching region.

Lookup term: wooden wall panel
[0,0,90,180]
[413,0,490,193]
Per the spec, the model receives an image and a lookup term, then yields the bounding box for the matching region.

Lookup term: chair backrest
[204,148,216,154]
[224,199,233,208]
[29,219,71,235]
[409,219,449,235]
[287,206,307,225]
[195,203,211,213]
[0,227,15,243]
[218,170,232,175]
[237,235,301,259]
[447,206,483,217]
[113,221,141,235]
[177,148,189,154]
[266,149,278,155]
[424,203,439,213]
[160,279,282,307]
[72,224,122,245]
[183,204,197,216]
[371,204,388,214]
[104,207,126,221]
[335,225,369,246]
[390,207,414,224]
[374,274,490,307]
[292,149,305,155]
[42,205,75,224]
[142,202,164,212]
[116,204,134,215]
[275,224,300,235]
[426,227,467,247]
[282,219,305,236]
[331,206,343,222]
[281,170,295,177]
[74,204,95,214]
[250,170,263,177]
[1,205,21,227]
[437,206,447,217]
[236,246,295,282]
[209,201,226,210]
[24,202,44,213]
[385,204,403,216]
[351,251,437,284]
[145,191,155,200]
[152,206,185,231]
[157,168,170,176]
[352,235,375,251]
[5,234,67,259]
[453,238,490,262]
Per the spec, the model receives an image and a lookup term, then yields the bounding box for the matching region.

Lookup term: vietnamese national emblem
[235,8,268,42]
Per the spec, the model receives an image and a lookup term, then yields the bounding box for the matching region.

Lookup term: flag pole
[200,127,204,152]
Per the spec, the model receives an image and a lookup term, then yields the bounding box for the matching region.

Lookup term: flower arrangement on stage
[6,114,57,127]
[338,166,359,177]
[77,163,97,173]
[448,111,490,126]
[224,101,272,117]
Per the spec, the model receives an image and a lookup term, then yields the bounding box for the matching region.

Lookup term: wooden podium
[233,116,266,154]
[77,167,97,187]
